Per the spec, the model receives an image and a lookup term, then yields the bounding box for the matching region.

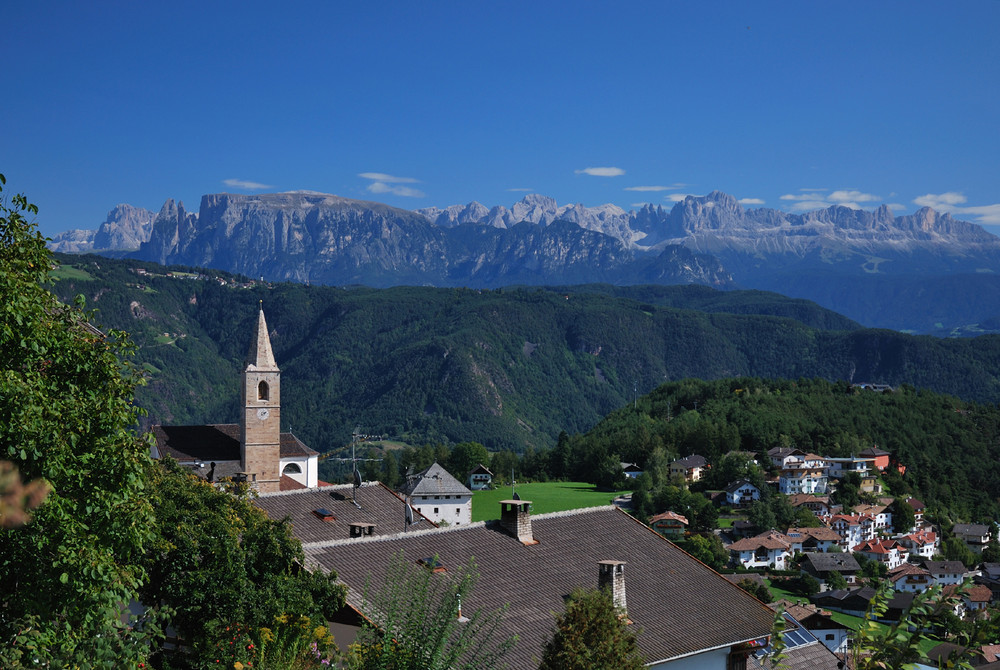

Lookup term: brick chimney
[598,560,627,612]
[499,500,535,544]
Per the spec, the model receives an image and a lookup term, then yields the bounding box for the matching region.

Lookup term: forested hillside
[562,377,1000,522]
[47,253,1000,454]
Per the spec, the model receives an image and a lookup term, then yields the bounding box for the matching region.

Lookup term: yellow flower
[234,663,244,670]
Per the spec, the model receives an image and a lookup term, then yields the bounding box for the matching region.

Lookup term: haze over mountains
[48,190,1000,334]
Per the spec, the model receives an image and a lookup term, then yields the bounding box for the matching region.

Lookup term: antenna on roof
[404,496,420,529]
[511,467,517,500]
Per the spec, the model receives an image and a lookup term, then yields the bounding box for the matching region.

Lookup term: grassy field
[471,482,628,522]
[51,264,94,281]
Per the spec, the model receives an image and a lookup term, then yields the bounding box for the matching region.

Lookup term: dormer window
[258,381,269,400]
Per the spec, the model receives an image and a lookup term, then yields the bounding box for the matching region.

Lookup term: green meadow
[471,481,629,522]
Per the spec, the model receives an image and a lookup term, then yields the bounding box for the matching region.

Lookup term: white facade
[412,492,472,526]
[280,454,319,488]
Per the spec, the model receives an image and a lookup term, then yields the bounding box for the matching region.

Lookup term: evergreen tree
[538,588,645,670]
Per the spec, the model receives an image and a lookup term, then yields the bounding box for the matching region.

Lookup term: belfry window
[258,381,269,400]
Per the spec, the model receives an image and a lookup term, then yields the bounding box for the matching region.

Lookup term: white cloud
[787,200,834,212]
[575,167,625,177]
[358,172,420,184]
[738,198,765,205]
[781,188,879,212]
[506,187,533,192]
[224,178,272,190]
[780,192,824,201]
[914,192,1000,224]
[367,182,425,198]
[828,190,879,204]
[666,193,701,202]
[886,203,906,211]
[625,185,674,192]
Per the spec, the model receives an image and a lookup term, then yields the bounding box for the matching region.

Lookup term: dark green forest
[47,253,1000,458]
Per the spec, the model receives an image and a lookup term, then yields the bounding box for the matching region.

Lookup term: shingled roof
[399,462,472,497]
[305,506,774,669]
[254,482,433,545]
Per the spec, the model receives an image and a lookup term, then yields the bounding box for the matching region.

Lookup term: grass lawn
[471,482,628,522]
[51,264,93,281]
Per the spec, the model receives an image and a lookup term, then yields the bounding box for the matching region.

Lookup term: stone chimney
[598,560,627,612]
[499,500,535,544]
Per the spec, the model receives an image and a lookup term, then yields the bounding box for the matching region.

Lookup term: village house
[669,454,708,482]
[726,530,794,570]
[953,522,993,554]
[778,461,828,495]
[787,493,833,518]
[621,462,644,479]
[925,560,973,587]
[897,528,939,560]
[905,497,926,526]
[784,526,842,553]
[825,456,875,480]
[467,463,494,490]
[767,446,806,469]
[648,510,689,539]
[961,584,994,615]
[768,600,852,657]
[888,563,933,593]
[852,503,892,531]
[858,446,891,471]
[723,479,762,508]
[853,538,907,570]
[398,462,473,526]
[827,513,877,549]
[800,552,861,589]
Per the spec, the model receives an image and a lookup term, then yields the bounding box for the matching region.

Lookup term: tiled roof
[965,584,993,603]
[859,447,890,457]
[648,510,689,525]
[254,482,433,545]
[888,563,929,581]
[728,531,792,551]
[954,523,991,536]
[399,462,473,497]
[724,479,758,494]
[785,526,841,542]
[305,506,774,669]
[151,423,318,461]
[672,454,707,468]
[801,552,860,573]
[925,560,967,574]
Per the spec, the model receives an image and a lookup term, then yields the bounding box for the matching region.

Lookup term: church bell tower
[240,307,281,493]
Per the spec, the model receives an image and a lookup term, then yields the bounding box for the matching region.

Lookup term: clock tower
[240,307,281,492]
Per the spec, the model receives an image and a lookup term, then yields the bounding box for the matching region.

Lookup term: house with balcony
[670,454,708,482]
[726,530,794,570]
[723,479,762,508]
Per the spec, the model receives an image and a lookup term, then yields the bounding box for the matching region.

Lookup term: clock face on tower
[257,408,270,420]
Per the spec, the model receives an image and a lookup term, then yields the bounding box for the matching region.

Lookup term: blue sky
[3,1,999,238]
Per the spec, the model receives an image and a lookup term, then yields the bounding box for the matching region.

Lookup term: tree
[850,581,975,670]
[682,534,729,570]
[0,174,160,665]
[538,588,645,670]
[141,458,345,667]
[736,578,773,604]
[349,552,514,670]
[890,498,916,534]
[827,570,848,590]
[447,441,490,483]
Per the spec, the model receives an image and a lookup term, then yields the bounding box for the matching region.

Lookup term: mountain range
[48,190,1000,334]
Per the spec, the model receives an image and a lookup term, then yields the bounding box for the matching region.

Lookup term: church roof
[305,506,774,669]
[151,424,318,463]
[399,462,472,497]
[246,308,278,371]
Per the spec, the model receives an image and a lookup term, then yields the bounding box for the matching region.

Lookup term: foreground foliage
[0,174,160,665]
[350,552,515,670]
[142,459,346,668]
[538,588,645,670]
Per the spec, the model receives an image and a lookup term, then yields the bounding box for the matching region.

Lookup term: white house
[399,462,473,526]
[727,531,793,570]
[723,479,761,508]
[897,529,939,560]
[468,463,494,490]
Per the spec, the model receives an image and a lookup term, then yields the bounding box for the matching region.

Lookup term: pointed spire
[246,306,279,371]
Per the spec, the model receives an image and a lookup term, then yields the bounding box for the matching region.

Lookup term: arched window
[282,462,302,475]
[258,380,269,401]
